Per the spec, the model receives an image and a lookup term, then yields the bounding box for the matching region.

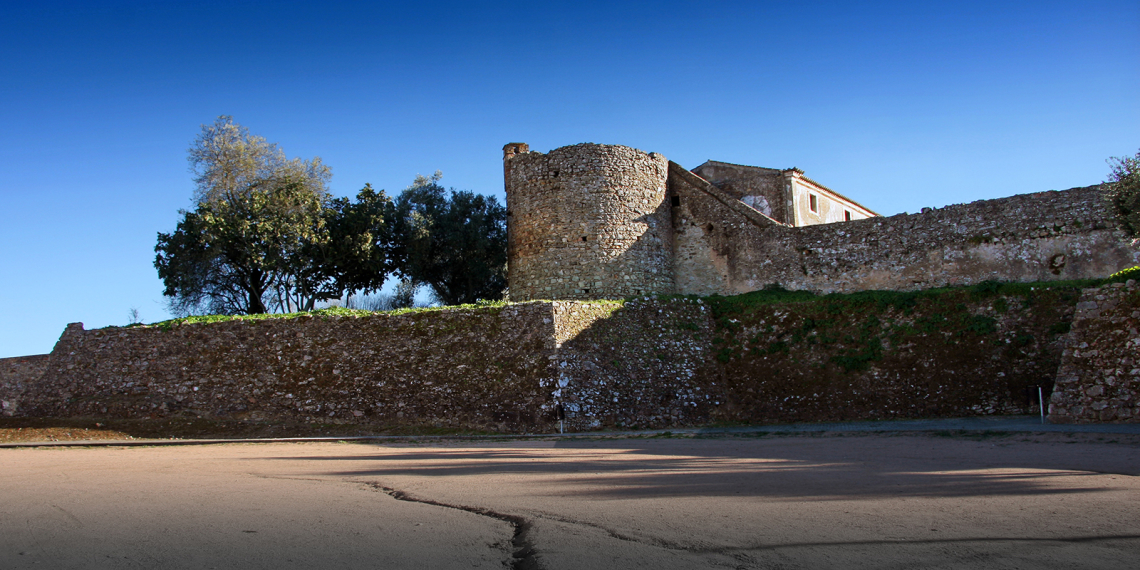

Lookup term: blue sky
[1,0,1137,358]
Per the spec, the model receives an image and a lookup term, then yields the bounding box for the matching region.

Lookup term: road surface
[1,432,1138,569]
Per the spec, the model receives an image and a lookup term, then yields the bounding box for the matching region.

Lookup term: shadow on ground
[256,433,1140,501]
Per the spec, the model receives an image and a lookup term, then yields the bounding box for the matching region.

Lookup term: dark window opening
[706,223,714,233]
[583,288,590,294]
[581,236,587,242]
[844,210,852,221]
[809,194,819,213]
[552,171,559,177]
[671,196,680,207]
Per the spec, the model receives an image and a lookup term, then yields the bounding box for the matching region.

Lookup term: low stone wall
[21,304,561,431]
[1048,281,1140,423]
[11,283,1119,431]
[0,354,48,416]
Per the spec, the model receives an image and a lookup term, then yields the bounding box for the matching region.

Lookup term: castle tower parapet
[505,143,674,301]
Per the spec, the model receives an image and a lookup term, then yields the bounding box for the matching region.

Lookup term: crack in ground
[363,483,542,570]
[526,511,1140,563]
[530,510,697,552]
[533,510,1140,554]
[526,511,759,569]
[254,475,541,568]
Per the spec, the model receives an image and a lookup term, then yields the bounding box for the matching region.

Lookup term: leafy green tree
[311,184,397,298]
[393,173,507,305]
[156,179,325,315]
[1106,149,1140,238]
[156,117,395,315]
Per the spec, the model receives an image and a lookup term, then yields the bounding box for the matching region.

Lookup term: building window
[844,210,852,221]
[809,194,819,213]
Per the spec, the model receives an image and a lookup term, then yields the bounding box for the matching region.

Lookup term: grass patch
[1105,265,1140,283]
[116,301,514,331]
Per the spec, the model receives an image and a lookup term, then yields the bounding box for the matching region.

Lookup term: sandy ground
[1,432,1137,569]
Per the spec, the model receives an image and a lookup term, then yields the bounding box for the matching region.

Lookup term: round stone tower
[504,142,674,301]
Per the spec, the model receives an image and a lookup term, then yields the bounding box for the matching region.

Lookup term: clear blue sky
[1,0,1137,358]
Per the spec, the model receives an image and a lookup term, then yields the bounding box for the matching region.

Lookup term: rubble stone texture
[20,305,560,431]
[1048,280,1140,423]
[505,143,675,302]
[507,143,1139,299]
[0,354,47,416]
[13,291,1085,431]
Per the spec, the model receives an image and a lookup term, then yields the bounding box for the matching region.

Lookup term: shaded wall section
[1049,281,1140,423]
[700,287,1078,425]
[690,160,788,222]
[0,354,48,416]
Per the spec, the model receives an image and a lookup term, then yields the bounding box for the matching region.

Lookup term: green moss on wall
[698,280,1087,423]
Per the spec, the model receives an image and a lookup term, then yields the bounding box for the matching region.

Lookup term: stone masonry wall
[669,162,781,297]
[549,298,718,431]
[10,285,1125,431]
[21,304,562,431]
[506,143,674,301]
[0,354,48,417]
[1048,280,1140,423]
[702,287,1079,425]
[781,185,1137,293]
[671,165,1139,295]
[690,161,788,223]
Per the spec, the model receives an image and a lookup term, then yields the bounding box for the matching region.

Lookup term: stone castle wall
[670,166,1138,295]
[1049,280,1140,423]
[21,305,561,431]
[505,143,674,301]
[690,161,788,223]
[13,286,1092,431]
[507,143,1137,301]
[0,354,48,416]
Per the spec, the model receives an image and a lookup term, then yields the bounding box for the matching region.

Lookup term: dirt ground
[0,416,474,443]
[1,431,1138,569]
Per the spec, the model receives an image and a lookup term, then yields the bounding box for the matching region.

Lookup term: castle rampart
[505,142,1137,299]
[505,143,674,301]
[18,284,1109,430]
[670,169,1137,294]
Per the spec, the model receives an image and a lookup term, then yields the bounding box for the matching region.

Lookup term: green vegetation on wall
[695,280,1094,423]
